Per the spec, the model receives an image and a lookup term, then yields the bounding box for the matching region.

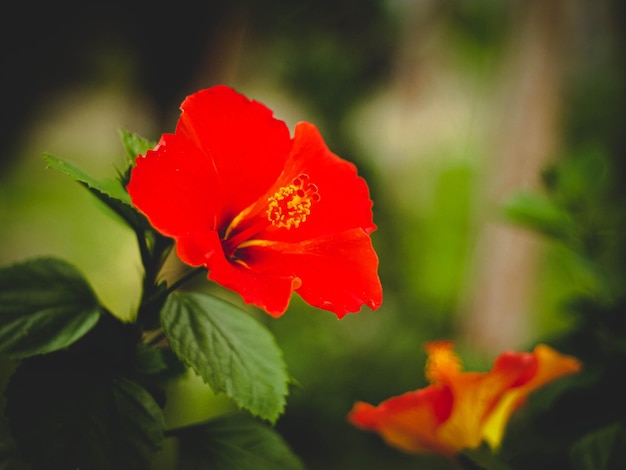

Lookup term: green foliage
[461,443,513,470]
[177,413,303,470]
[503,192,572,241]
[161,292,289,423]
[570,423,626,470]
[1,131,295,469]
[43,151,149,233]
[119,128,155,161]
[118,129,156,186]
[0,257,101,358]
[5,355,164,470]
[44,152,131,205]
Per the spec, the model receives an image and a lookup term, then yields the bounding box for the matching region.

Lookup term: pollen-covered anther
[267,174,321,229]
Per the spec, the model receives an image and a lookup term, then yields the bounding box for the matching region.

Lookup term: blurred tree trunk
[460,0,568,353]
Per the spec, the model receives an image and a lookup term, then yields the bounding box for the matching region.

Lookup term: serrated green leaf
[570,423,626,470]
[177,413,303,470]
[43,153,150,232]
[118,130,157,188]
[161,292,289,423]
[44,153,131,204]
[119,129,155,161]
[502,192,572,240]
[5,354,165,470]
[110,378,166,462]
[0,257,101,358]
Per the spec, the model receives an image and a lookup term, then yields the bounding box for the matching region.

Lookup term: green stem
[137,266,207,330]
[165,266,207,295]
[135,229,173,329]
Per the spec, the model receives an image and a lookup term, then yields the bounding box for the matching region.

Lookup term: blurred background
[2,0,625,468]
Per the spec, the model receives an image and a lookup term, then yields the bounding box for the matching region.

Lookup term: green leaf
[460,443,513,470]
[5,354,165,470]
[109,378,166,464]
[0,415,29,469]
[570,423,626,470]
[0,257,101,358]
[43,153,149,231]
[44,153,131,204]
[135,343,170,376]
[118,130,157,187]
[161,292,289,423]
[502,192,572,240]
[133,343,187,384]
[177,413,303,470]
[119,128,155,161]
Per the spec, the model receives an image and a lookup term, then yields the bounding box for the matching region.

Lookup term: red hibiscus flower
[348,341,581,456]
[127,85,382,317]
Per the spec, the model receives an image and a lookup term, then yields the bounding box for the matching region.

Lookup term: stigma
[267,174,320,229]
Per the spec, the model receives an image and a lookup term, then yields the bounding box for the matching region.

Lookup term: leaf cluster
[0,132,300,469]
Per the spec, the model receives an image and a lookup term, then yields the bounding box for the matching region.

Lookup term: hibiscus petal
[175,85,292,226]
[424,341,463,384]
[179,231,299,316]
[350,342,582,457]
[276,122,376,238]
[433,347,539,451]
[237,229,382,317]
[232,122,376,243]
[482,345,581,449]
[127,133,220,237]
[348,386,454,455]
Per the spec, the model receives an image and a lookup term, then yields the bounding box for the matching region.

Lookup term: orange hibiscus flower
[348,341,581,456]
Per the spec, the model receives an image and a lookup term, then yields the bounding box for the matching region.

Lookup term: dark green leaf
[502,192,572,240]
[161,292,289,423]
[109,378,166,463]
[460,443,513,470]
[135,343,170,376]
[0,257,101,358]
[570,423,626,470]
[0,415,29,470]
[133,343,187,383]
[5,354,164,470]
[177,413,303,470]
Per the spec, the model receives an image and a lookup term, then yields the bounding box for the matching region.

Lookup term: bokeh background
[2,0,625,468]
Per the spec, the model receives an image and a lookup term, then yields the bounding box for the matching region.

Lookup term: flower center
[266,174,320,229]
[221,174,321,257]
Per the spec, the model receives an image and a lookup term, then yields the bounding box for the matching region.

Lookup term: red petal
[491,350,538,388]
[279,122,375,236]
[175,86,291,227]
[237,229,382,317]
[127,133,220,237]
[177,230,298,316]
[229,122,376,243]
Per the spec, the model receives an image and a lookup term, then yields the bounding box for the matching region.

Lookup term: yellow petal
[425,341,462,384]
